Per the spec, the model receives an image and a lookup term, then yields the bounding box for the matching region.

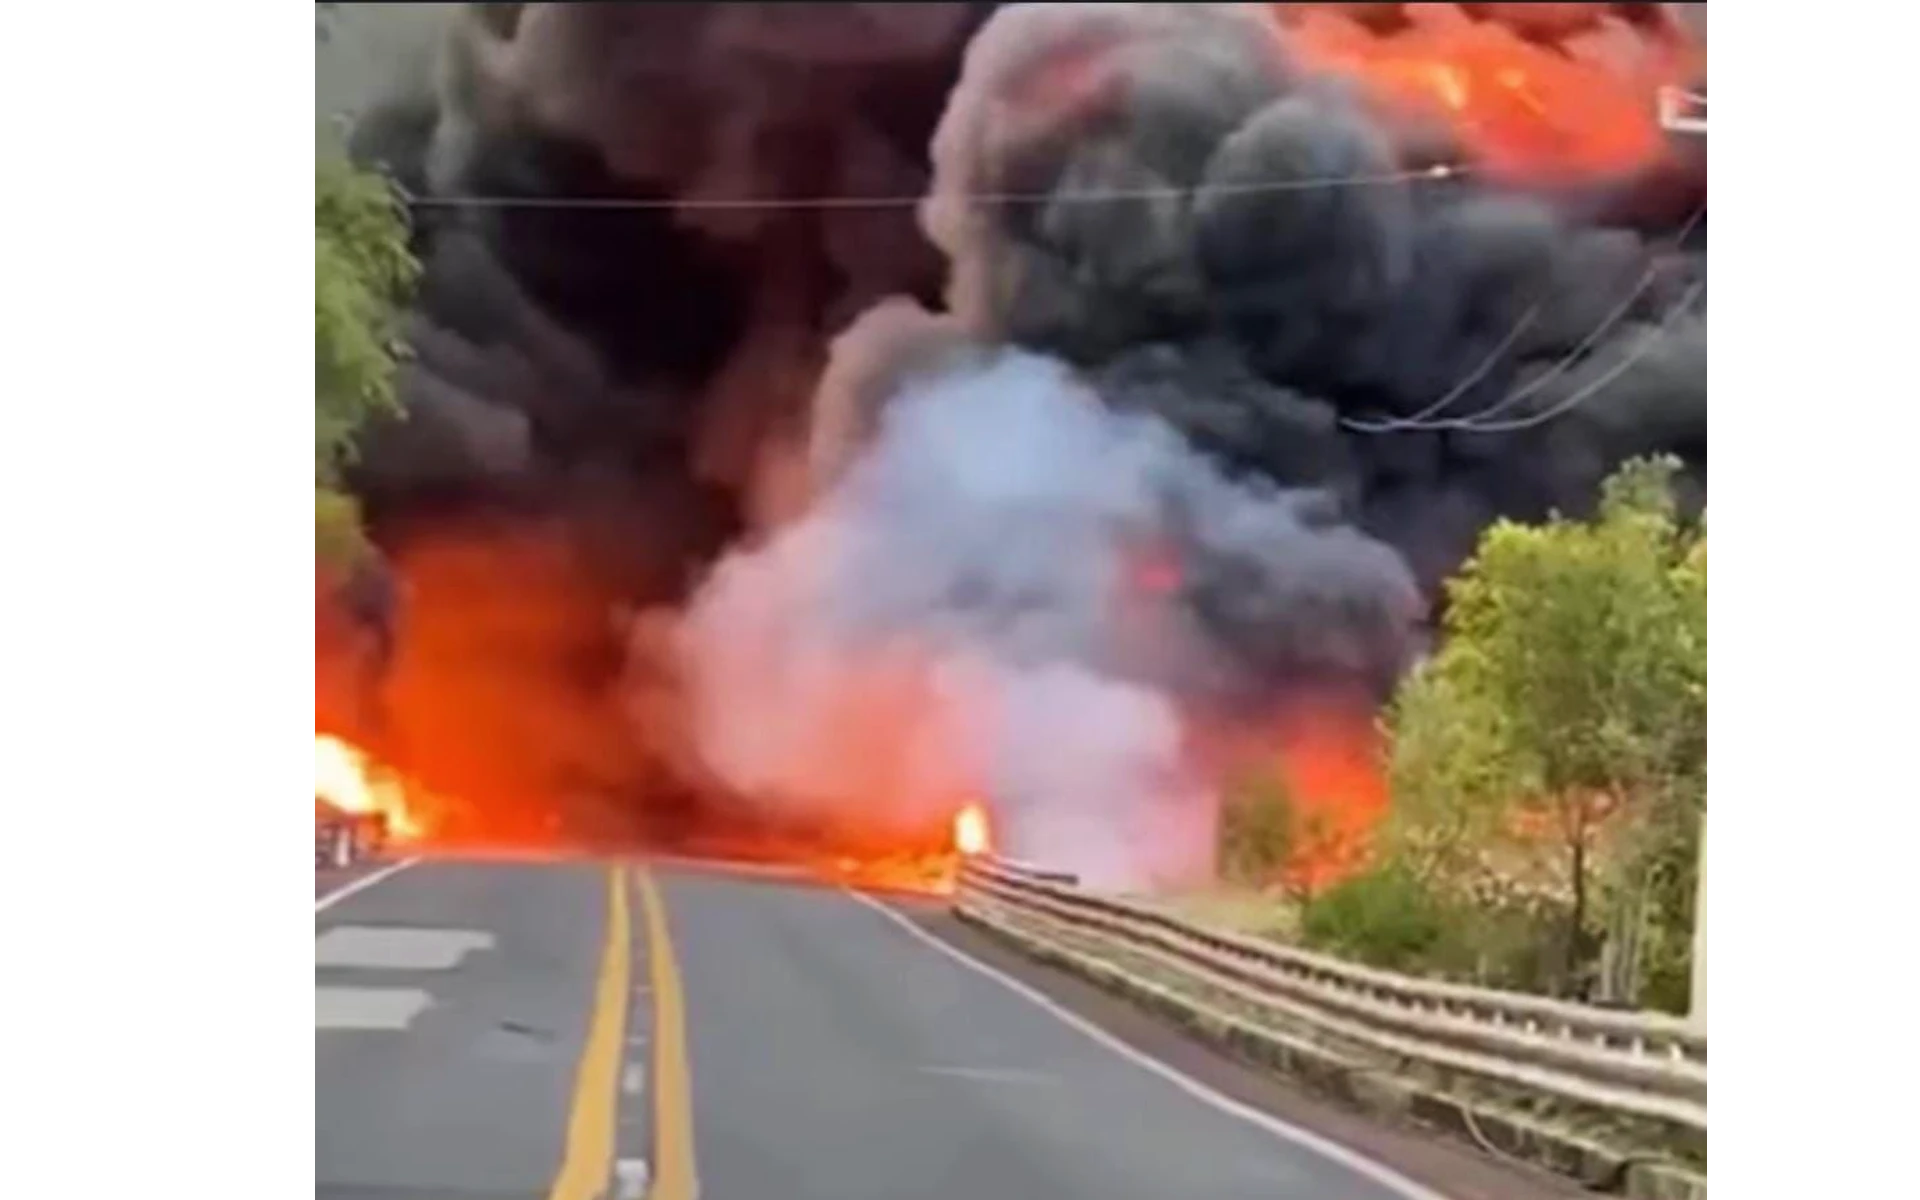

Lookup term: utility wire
[1343,205,1704,434]
[1339,303,1543,432]
[1439,206,1702,431]
[1441,278,1704,434]
[395,163,1465,213]
[392,157,1698,438]
[1436,258,1669,428]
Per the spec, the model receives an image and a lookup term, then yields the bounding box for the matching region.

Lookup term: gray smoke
[675,340,1421,886]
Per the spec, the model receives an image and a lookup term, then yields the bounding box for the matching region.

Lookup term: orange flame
[1193,698,1389,894]
[315,733,424,841]
[1274,3,1702,183]
[953,803,992,857]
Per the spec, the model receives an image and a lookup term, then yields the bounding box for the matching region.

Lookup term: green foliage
[1439,457,1703,798]
[316,486,372,568]
[1218,771,1298,890]
[1616,795,1700,1012]
[1300,861,1569,990]
[1377,457,1706,1007]
[316,154,417,564]
[1301,862,1447,969]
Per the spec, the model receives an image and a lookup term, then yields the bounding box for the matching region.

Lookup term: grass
[1129,885,1304,943]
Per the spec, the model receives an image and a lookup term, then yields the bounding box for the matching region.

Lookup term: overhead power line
[389,150,1698,439]
[1339,304,1543,433]
[1341,205,1705,436]
[1439,278,1704,434]
[394,163,1464,213]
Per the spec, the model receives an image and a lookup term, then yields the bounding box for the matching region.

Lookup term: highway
[317,860,1580,1200]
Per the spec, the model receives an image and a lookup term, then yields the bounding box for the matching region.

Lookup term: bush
[1217,772,1297,889]
[1301,862,1448,970]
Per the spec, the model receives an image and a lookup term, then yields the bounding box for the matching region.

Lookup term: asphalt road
[317,861,608,1200]
[314,859,392,902]
[316,860,1581,1200]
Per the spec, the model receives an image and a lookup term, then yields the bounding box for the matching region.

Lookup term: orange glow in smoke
[315,733,424,841]
[954,802,992,857]
[1273,3,1703,183]
[1126,542,1184,598]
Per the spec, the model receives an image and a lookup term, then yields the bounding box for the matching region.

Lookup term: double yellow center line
[548,865,698,1200]
[637,870,698,1199]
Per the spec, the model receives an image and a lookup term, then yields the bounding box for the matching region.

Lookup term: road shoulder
[893,901,1589,1200]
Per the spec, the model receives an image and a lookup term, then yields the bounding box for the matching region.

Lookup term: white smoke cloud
[671,345,1413,887]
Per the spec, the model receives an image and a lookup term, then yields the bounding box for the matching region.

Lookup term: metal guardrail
[956,854,1706,1133]
[981,856,1081,887]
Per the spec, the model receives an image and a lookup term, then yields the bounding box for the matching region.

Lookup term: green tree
[316,154,417,566]
[1381,458,1706,1004]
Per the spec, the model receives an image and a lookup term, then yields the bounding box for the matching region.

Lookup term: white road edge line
[842,888,1456,1200]
[917,1065,1056,1084]
[315,858,420,914]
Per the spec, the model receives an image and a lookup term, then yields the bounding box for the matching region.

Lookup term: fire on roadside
[953,802,992,858]
[315,733,425,843]
[725,803,995,897]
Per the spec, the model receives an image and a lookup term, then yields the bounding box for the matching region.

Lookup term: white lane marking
[315,858,419,913]
[917,1065,1056,1084]
[842,889,1455,1200]
[623,1063,647,1095]
[315,927,495,970]
[613,1158,651,1200]
[316,985,433,1031]
[627,1033,651,1048]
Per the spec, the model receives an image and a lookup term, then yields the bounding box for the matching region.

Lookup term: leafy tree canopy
[1377,457,1706,1003]
[315,154,416,566]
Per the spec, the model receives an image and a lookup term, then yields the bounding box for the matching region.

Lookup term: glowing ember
[315,733,423,841]
[953,803,992,857]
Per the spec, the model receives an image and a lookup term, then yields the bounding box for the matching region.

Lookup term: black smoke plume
[338,3,999,543]
[320,4,1703,857]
